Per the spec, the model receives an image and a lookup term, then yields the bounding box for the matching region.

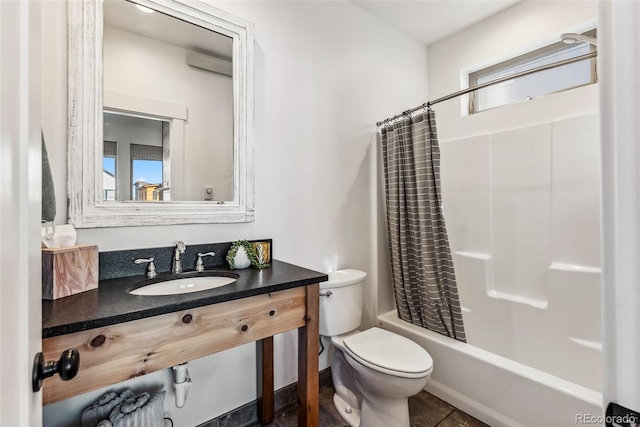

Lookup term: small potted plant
[226,240,270,270]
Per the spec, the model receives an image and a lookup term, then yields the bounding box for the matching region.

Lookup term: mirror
[102,0,234,202]
[68,0,254,227]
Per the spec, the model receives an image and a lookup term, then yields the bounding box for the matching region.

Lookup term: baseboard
[197,368,332,427]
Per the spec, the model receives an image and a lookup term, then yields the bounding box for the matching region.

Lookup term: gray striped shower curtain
[381,110,466,342]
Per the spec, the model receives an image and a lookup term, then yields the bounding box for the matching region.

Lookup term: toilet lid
[343,327,433,379]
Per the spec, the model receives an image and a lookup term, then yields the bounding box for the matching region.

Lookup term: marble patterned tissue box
[42,244,98,300]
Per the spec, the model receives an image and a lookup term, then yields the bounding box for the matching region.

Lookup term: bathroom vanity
[42,260,327,426]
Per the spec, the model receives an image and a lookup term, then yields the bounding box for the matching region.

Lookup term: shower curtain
[381,109,466,342]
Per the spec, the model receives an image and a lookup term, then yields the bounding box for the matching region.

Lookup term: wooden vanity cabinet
[42,284,320,426]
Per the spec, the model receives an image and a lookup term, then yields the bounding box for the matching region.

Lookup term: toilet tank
[319,269,367,336]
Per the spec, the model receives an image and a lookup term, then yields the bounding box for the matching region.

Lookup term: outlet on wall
[203,186,213,201]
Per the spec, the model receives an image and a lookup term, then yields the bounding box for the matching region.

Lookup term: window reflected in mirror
[131,148,163,201]
[103,141,118,200]
[103,111,170,201]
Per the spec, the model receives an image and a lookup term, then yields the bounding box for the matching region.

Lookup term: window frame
[468,29,597,114]
[102,141,118,201]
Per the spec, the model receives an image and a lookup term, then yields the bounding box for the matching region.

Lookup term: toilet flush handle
[319,290,333,297]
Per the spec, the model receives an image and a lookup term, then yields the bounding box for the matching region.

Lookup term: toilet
[319,269,433,427]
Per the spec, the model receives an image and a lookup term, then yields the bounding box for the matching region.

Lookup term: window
[131,144,163,201]
[104,111,170,202]
[103,141,117,201]
[469,29,597,114]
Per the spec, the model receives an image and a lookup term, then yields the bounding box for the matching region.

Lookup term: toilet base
[333,388,412,427]
[333,393,361,427]
[358,385,411,427]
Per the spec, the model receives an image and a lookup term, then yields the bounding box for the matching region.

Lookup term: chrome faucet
[173,241,187,274]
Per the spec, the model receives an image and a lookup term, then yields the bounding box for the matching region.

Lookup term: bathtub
[378,311,603,427]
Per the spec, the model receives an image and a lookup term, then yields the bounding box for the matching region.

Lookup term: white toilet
[319,269,433,427]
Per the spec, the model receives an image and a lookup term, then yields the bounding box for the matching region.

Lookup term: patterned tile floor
[259,384,489,427]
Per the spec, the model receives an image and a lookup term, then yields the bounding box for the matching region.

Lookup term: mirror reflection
[102,0,234,202]
[103,111,169,201]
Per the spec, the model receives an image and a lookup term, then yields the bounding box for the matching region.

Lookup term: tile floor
[259,384,489,427]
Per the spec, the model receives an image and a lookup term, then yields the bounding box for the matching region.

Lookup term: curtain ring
[426,102,433,112]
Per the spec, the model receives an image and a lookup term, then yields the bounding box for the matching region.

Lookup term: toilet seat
[343,327,433,379]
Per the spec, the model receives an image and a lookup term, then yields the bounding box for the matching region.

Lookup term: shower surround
[380,113,602,426]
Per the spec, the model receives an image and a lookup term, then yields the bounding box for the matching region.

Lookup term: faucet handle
[134,257,157,279]
[195,252,215,272]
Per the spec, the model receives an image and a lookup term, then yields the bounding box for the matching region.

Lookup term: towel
[81,389,135,427]
[109,391,165,427]
[41,131,56,223]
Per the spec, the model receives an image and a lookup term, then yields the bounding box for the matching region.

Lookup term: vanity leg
[298,283,319,427]
[257,336,274,425]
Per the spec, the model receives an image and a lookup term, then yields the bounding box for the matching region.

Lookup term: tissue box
[42,244,98,300]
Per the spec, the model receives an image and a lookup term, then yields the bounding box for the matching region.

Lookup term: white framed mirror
[67,0,254,227]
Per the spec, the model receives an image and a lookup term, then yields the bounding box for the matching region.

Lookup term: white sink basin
[130,276,237,296]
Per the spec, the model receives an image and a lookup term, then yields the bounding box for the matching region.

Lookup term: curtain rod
[376,51,598,127]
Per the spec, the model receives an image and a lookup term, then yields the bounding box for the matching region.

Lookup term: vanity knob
[195,252,216,272]
[32,348,80,392]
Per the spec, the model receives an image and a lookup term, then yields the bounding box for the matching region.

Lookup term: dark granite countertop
[42,259,328,339]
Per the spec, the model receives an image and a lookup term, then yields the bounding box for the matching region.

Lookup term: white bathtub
[378,311,603,427]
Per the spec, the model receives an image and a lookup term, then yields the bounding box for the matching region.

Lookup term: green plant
[226,240,269,269]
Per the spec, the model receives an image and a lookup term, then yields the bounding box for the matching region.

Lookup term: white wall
[427,0,598,142]
[41,1,428,426]
[599,0,640,413]
[386,0,601,392]
[442,115,602,392]
[104,24,234,201]
[374,0,600,322]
